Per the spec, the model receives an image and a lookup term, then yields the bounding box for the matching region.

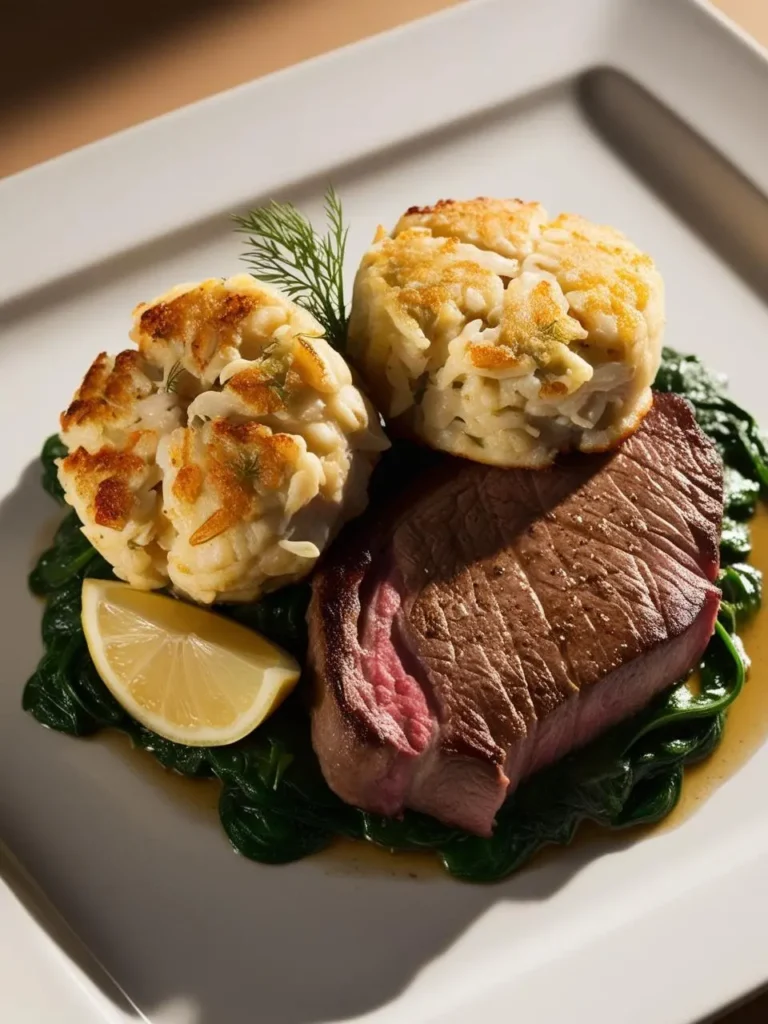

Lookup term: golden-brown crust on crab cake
[130,275,321,388]
[158,420,324,603]
[348,197,664,468]
[60,351,146,435]
[58,277,389,604]
[347,227,517,419]
[59,350,181,455]
[58,434,169,588]
[61,445,145,530]
[396,197,548,260]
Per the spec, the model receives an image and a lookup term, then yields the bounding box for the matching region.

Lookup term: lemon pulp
[81,579,300,746]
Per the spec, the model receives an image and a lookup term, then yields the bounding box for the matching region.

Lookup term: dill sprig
[233,187,349,350]
[233,450,261,484]
[266,379,288,403]
[253,344,290,404]
[162,360,184,394]
[259,351,290,403]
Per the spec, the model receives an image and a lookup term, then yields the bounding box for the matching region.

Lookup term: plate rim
[2,1,768,1023]
[8,0,766,307]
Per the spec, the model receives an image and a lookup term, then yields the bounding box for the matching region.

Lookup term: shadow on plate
[4,63,768,330]
[0,79,565,327]
[579,68,768,308]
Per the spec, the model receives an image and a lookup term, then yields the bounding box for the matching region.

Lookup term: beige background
[2,0,765,179]
[3,0,768,1021]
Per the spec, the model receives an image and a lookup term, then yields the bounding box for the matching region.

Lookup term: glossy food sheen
[309,394,724,836]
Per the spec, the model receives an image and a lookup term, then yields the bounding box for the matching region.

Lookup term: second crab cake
[347,197,665,468]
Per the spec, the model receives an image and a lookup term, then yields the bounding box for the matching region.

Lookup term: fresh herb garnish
[234,187,349,351]
[257,352,290,404]
[234,450,261,484]
[265,379,288,403]
[23,348,766,882]
[162,359,184,394]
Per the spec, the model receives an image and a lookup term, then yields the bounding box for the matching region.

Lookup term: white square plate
[2,1,768,1022]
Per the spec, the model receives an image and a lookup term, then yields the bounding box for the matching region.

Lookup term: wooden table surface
[3,1,768,1021]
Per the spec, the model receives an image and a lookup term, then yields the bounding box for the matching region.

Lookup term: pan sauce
[660,505,768,829]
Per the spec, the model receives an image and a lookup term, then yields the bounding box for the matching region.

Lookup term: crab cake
[58,275,388,603]
[347,198,664,467]
[58,350,180,588]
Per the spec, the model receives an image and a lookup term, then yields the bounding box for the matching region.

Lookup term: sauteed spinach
[23,348,763,882]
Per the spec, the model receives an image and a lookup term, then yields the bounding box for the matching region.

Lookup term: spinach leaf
[29,512,107,596]
[21,349,767,882]
[724,467,760,520]
[219,786,332,864]
[209,711,365,839]
[129,725,213,777]
[222,585,310,660]
[22,635,121,736]
[654,347,768,490]
[40,433,67,504]
[720,517,752,564]
[720,562,762,622]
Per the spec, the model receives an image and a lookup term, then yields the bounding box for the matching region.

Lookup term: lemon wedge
[81,579,301,746]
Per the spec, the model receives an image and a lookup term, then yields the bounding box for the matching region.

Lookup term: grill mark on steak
[309,394,724,836]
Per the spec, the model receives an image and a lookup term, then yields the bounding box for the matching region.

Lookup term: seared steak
[308,394,724,836]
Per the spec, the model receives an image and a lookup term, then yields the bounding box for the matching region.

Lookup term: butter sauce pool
[664,506,768,829]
